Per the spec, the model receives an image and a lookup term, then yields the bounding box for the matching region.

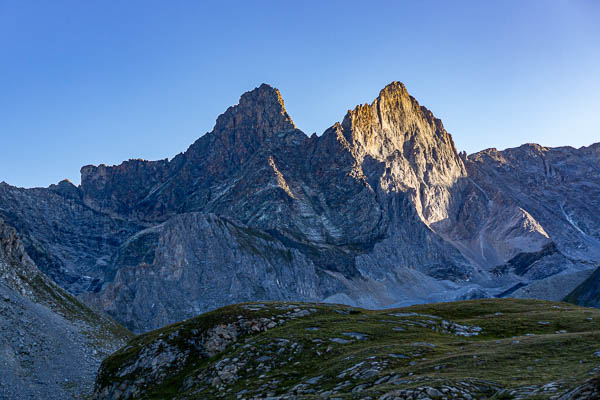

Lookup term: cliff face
[0,182,142,295]
[80,159,171,220]
[0,218,131,399]
[88,213,337,333]
[1,82,599,333]
[336,81,466,225]
[466,143,600,262]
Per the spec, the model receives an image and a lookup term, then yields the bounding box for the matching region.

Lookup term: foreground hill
[0,218,132,399]
[94,299,600,399]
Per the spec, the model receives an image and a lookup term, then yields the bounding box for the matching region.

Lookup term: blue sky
[1,1,599,188]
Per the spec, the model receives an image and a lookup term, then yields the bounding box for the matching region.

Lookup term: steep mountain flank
[466,143,600,262]
[87,213,338,333]
[80,159,171,220]
[565,267,600,307]
[464,143,600,298]
[0,218,131,400]
[336,81,466,225]
[80,83,300,222]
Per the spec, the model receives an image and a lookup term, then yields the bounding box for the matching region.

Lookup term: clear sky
[1,1,599,188]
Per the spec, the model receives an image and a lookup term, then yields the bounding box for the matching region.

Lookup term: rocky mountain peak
[340,81,456,160]
[48,179,82,200]
[331,82,466,225]
[376,80,410,100]
[212,83,297,141]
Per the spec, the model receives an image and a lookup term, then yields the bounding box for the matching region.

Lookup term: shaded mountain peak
[182,83,302,181]
[212,83,297,140]
[48,178,82,200]
[78,84,301,220]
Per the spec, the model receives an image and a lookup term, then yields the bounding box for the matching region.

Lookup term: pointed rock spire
[212,83,296,143]
[322,81,467,225]
[340,81,455,160]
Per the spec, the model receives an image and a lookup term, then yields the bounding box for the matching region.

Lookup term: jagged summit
[340,81,453,155]
[325,81,466,225]
[376,80,410,99]
[239,83,289,112]
[212,83,297,140]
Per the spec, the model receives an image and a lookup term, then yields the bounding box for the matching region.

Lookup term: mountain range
[1,81,599,335]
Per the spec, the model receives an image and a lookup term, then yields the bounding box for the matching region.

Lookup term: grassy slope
[98,298,600,399]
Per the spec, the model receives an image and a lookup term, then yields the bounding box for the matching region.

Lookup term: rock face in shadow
[565,267,600,307]
[466,143,600,259]
[0,181,142,295]
[1,82,599,333]
[80,83,298,222]
[463,143,600,299]
[86,213,337,333]
[0,218,131,400]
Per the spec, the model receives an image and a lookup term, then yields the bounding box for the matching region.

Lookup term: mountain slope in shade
[0,218,131,400]
[84,213,336,333]
[565,267,600,307]
[0,180,143,295]
[466,143,600,263]
[464,143,600,299]
[0,82,599,333]
[79,83,299,222]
